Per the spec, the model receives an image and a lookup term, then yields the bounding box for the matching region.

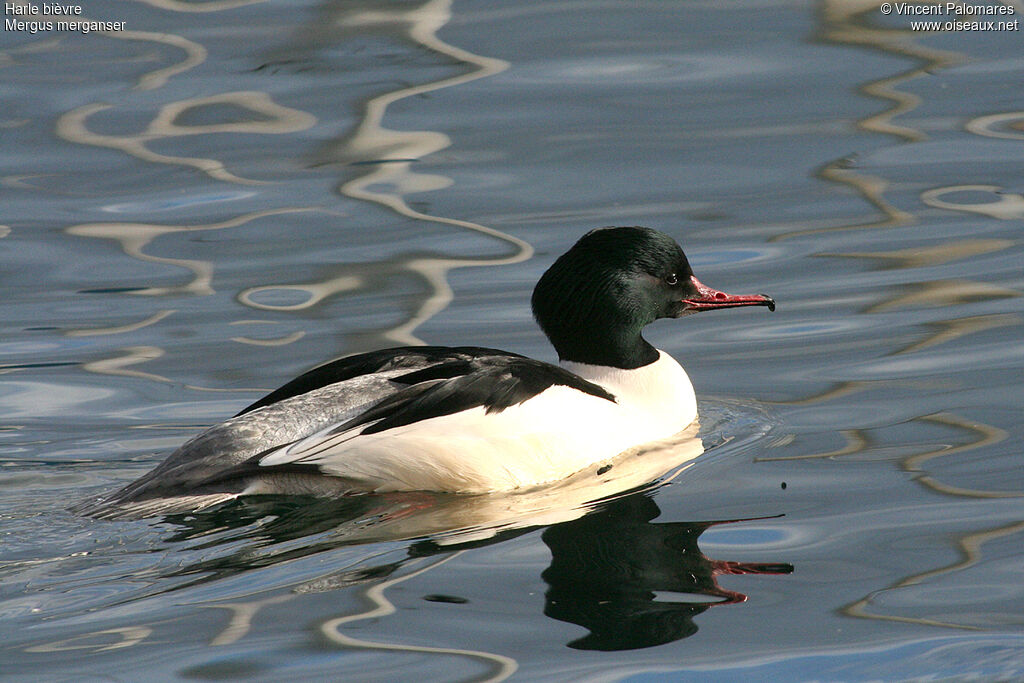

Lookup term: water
[2,0,1024,680]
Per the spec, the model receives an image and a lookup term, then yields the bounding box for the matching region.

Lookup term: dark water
[3,1,1024,680]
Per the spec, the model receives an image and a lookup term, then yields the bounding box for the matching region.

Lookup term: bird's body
[75,227,773,518]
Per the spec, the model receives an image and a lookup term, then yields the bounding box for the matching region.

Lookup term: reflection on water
[318,551,520,683]
[135,0,266,12]
[67,208,313,297]
[823,239,1013,270]
[922,184,1024,220]
[58,93,315,184]
[542,497,791,651]
[844,518,1024,631]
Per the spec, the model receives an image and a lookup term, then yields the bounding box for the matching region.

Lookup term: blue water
[2,1,1024,680]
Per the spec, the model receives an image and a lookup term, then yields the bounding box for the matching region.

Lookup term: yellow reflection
[106,29,207,91]
[83,345,258,393]
[200,594,293,647]
[829,409,1022,629]
[135,0,267,11]
[823,239,1014,268]
[27,5,208,90]
[922,185,1024,219]
[904,413,1017,499]
[67,207,312,296]
[67,310,176,337]
[82,345,168,384]
[24,625,153,653]
[230,332,306,347]
[228,321,306,347]
[844,520,1024,630]
[894,314,1018,354]
[57,93,316,184]
[319,553,518,682]
[757,429,867,462]
[66,0,531,391]
[866,279,1019,313]
[966,111,1024,140]
[238,275,363,312]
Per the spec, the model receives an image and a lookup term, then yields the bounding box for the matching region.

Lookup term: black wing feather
[339,356,615,436]
[236,346,529,416]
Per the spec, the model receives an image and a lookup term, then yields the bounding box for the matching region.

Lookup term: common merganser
[75,227,773,518]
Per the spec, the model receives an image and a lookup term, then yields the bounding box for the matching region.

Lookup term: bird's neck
[548,323,659,369]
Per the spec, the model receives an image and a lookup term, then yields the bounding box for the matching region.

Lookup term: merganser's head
[531,227,774,368]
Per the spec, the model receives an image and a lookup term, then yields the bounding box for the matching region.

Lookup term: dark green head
[531,227,774,368]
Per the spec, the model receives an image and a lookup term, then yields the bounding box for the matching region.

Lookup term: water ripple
[57,93,317,185]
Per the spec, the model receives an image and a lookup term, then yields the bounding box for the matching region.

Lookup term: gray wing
[72,373,405,518]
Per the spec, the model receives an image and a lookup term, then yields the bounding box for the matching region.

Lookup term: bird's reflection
[158,489,791,652]
[540,495,792,650]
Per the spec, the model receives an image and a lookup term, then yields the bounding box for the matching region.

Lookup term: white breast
[255,349,698,494]
[561,350,697,432]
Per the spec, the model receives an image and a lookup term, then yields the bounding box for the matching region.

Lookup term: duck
[75,227,774,518]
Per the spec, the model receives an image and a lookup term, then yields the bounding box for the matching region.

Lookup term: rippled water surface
[3,1,1024,680]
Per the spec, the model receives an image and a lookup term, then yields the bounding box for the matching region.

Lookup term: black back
[237,346,615,426]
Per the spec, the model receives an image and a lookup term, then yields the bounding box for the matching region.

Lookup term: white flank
[257,349,697,493]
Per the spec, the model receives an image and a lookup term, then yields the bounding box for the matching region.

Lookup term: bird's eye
[665,273,678,286]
